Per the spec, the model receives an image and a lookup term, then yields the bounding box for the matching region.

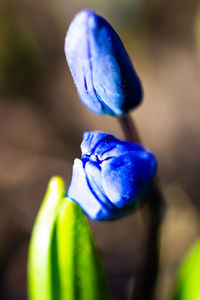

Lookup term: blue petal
[84,160,116,211]
[81,131,115,156]
[88,13,142,115]
[94,140,144,161]
[68,131,157,221]
[67,158,110,220]
[101,151,157,208]
[81,131,147,161]
[65,10,143,116]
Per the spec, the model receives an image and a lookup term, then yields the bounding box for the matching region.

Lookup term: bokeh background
[0,0,200,299]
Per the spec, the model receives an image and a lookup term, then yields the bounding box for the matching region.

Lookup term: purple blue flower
[65,9,143,116]
[67,131,157,220]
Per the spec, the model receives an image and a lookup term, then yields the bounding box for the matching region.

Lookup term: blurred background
[0,0,200,299]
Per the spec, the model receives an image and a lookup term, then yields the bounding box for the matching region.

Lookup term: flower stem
[118,114,165,300]
[118,114,141,143]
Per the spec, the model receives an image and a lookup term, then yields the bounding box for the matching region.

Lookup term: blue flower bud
[67,131,157,220]
[65,10,143,116]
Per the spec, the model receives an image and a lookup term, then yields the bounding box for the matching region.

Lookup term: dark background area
[0,0,200,299]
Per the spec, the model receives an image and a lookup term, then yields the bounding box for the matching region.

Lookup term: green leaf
[173,239,200,300]
[28,176,110,300]
[28,176,66,300]
[56,198,110,300]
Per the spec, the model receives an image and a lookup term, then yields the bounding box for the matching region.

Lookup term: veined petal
[65,10,143,116]
[68,131,157,220]
[84,160,116,211]
[81,131,148,161]
[101,151,157,208]
[81,131,113,156]
[67,158,110,220]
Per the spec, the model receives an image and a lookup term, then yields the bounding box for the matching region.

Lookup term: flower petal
[101,151,157,208]
[65,9,143,116]
[67,158,110,220]
[84,160,116,211]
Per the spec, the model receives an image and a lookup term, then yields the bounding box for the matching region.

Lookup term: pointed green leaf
[28,177,110,300]
[56,198,110,300]
[28,176,66,300]
[173,239,200,300]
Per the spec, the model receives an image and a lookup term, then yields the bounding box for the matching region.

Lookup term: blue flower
[67,131,157,220]
[65,9,143,116]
